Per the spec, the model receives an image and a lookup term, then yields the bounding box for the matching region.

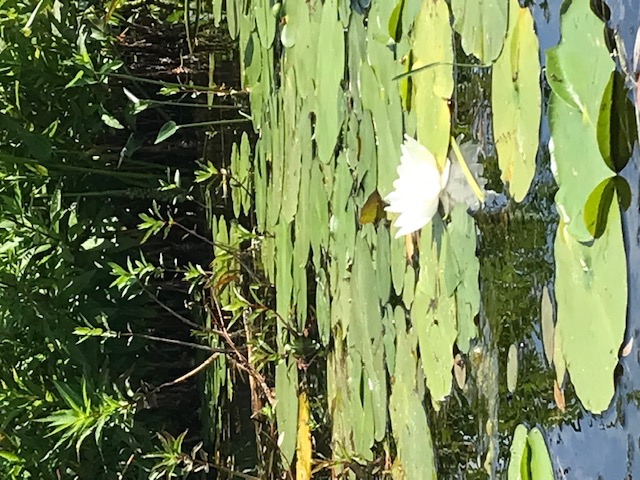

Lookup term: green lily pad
[382,305,400,377]
[230,141,241,217]
[275,358,299,467]
[280,106,304,224]
[376,225,392,304]
[231,133,251,217]
[226,0,238,39]
[492,0,541,202]
[315,0,345,164]
[389,321,437,480]
[596,71,637,173]
[356,111,378,194]
[402,265,415,308]
[447,205,480,353]
[350,235,388,442]
[553,318,566,386]
[327,337,360,469]
[582,175,630,239]
[451,0,507,63]
[546,0,614,242]
[308,161,330,268]
[411,0,453,169]
[412,218,457,407]
[316,268,331,346]
[255,0,276,49]
[554,201,627,414]
[275,220,293,347]
[213,0,222,27]
[507,425,553,480]
[507,424,529,480]
[528,428,554,480]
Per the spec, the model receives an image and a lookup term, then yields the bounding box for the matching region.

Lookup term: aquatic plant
[384,135,451,238]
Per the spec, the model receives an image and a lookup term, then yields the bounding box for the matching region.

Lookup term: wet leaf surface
[554,203,627,414]
[412,220,457,407]
[492,0,541,202]
[546,0,614,241]
[411,0,453,169]
[389,322,437,480]
[451,0,507,63]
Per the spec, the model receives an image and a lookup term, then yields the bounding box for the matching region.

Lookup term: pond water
[217,0,640,477]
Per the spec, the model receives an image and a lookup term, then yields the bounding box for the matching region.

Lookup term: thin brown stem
[151,352,220,393]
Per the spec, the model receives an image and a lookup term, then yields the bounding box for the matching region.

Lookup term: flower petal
[385,136,449,238]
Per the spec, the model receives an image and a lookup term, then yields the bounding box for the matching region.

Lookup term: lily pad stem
[450,136,484,203]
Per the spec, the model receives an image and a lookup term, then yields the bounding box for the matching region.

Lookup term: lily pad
[350,235,388,441]
[507,424,529,480]
[315,0,345,163]
[582,175,630,239]
[412,219,457,407]
[546,0,614,242]
[492,0,541,202]
[226,0,238,39]
[275,358,298,467]
[528,428,554,480]
[315,268,331,346]
[554,202,627,414]
[376,225,392,304]
[280,106,304,224]
[447,205,480,353]
[411,0,453,170]
[596,71,637,173]
[255,0,276,49]
[451,0,508,63]
[275,220,293,347]
[389,322,437,480]
[507,425,553,480]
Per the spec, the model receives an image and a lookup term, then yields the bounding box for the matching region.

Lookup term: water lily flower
[384,135,451,239]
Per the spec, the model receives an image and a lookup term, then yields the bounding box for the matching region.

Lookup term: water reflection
[437,1,640,477]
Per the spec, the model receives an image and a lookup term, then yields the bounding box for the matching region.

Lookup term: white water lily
[384,135,451,239]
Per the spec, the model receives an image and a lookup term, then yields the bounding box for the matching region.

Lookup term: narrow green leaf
[101,112,124,129]
[0,451,21,463]
[154,121,179,144]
